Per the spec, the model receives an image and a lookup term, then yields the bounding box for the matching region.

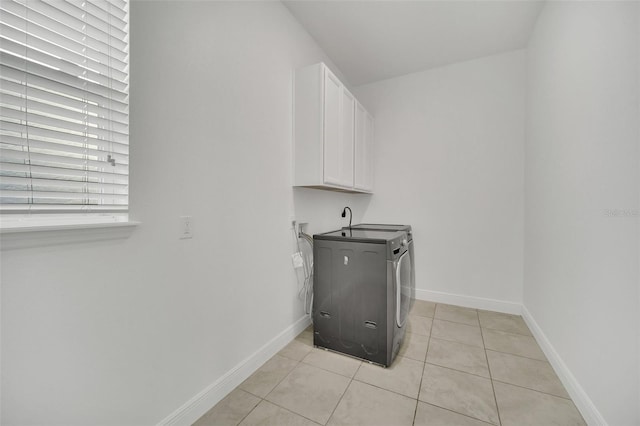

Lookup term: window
[0,0,129,226]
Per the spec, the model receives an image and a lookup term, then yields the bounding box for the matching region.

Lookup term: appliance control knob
[401,239,407,247]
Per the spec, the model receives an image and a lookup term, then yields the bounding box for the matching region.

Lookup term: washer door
[395,251,411,327]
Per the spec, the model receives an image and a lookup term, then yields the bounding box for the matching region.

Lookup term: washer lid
[350,223,412,232]
[346,224,413,241]
[314,228,406,244]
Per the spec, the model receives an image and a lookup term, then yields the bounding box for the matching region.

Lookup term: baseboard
[157,315,312,426]
[415,288,522,315]
[521,306,607,426]
[416,289,605,424]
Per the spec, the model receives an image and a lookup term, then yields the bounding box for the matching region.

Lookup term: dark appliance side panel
[313,245,335,346]
[337,246,357,350]
[313,239,388,365]
[357,247,388,365]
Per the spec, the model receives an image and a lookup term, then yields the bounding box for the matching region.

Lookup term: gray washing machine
[343,224,415,305]
[312,229,411,367]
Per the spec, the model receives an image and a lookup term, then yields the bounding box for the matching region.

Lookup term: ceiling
[283,1,545,86]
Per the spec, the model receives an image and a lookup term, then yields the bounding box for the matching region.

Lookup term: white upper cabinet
[339,88,355,187]
[354,101,374,192]
[321,69,343,186]
[293,63,373,193]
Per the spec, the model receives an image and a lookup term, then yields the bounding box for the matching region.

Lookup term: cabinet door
[364,112,374,191]
[339,88,355,188]
[354,104,374,192]
[323,69,342,186]
[354,102,367,190]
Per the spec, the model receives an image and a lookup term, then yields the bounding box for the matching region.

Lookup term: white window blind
[0,0,129,214]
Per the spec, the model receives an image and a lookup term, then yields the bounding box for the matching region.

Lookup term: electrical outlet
[291,252,304,268]
[180,216,193,239]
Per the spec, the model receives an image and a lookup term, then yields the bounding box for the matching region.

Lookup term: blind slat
[0,91,129,134]
[0,204,128,212]
[90,0,128,22]
[0,53,129,103]
[2,1,128,62]
[0,0,129,215]
[0,38,128,93]
[1,64,129,114]
[0,23,129,80]
[1,161,129,184]
[0,146,130,170]
[1,107,129,144]
[1,78,128,125]
[1,176,128,195]
[0,9,128,71]
[1,134,129,158]
[41,0,128,36]
[1,120,129,155]
[11,0,128,54]
[0,190,128,203]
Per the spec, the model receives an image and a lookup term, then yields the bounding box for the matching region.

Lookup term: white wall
[524,2,639,425]
[0,2,368,424]
[354,51,525,311]
[3,2,637,425]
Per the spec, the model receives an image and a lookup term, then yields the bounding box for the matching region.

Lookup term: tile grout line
[255,397,324,425]
[483,347,573,400]
[299,349,363,379]
[248,353,304,400]
[235,387,264,400]
[323,370,354,425]
[299,359,362,379]
[350,370,420,401]
[423,360,491,381]
[412,304,436,425]
[479,318,503,426]
[432,304,482,327]
[427,334,484,350]
[428,335,489,352]
[320,339,369,425]
[233,394,262,426]
[194,388,261,426]
[297,333,433,420]
[236,353,304,423]
[419,401,497,426]
[201,341,309,424]
[428,306,501,426]
[490,378,574,401]
[255,343,338,425]
[250,342,310,418]
[419,303,501,426]
[480,324,533,337]
[432,316,482,328]
[479,320,549,362]
[272,339,355,425]
[483,347,551,363]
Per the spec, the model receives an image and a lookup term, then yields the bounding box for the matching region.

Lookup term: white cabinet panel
[339,88,355,188]
[364,111,374,191]
[322,69,342,186]
[354,101,374,192]
[293,62,372,193]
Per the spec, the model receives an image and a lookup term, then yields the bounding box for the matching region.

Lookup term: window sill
[1,220,140,250]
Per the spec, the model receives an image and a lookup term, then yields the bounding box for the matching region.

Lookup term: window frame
[0,0,132,232]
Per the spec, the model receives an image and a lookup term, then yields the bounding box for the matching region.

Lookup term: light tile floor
[194,301,586,426]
